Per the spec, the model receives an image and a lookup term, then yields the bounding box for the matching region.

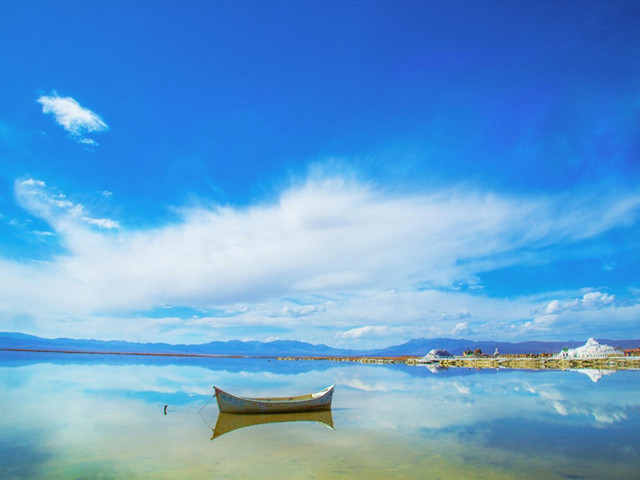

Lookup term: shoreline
[409,356,640,370]
[2,348,640,370]
[278,355,640,370]
[0,348,251,359]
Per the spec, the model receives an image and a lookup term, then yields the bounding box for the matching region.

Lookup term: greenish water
[1,352,639,479]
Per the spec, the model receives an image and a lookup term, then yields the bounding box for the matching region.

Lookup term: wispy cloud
[83,217,120,229]
[15,178,120,230]
[2,176,640,344]
[279,304,326,318]
[32,230,56,237]
[37,93,108,145]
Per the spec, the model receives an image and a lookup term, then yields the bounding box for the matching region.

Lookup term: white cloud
[32,230,56,237]
[335,325,405,341]
[517,314,559,334]
[15,178,120,230]
[514,290,637,337]
[37,94,108,144]
[280,304,326,318]
[536,291,616,315]
[82,217,120,229]
[21,178,46,187]
[2,176,640,344]
[451,322,469,335]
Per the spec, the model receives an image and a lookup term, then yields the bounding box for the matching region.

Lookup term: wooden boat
[213,384,334,414]
[211,410,334,439]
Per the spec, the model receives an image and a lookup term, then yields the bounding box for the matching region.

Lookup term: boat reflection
[212,409,334,439]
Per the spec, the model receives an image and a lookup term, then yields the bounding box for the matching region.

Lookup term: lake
[1,352,639,479]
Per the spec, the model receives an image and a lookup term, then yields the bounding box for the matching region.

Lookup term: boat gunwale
[214,384,334,405]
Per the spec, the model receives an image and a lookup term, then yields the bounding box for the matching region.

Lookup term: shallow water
[1,352,639,479]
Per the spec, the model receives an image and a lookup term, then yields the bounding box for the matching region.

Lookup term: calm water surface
[1,352,639,479]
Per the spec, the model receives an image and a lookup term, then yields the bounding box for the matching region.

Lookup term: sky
[0,0,639,348]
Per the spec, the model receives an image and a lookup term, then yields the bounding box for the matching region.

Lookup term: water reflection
[569,368,616,382]
[1,353,639,479]
[420,363,449,373]
[212,410,334,439]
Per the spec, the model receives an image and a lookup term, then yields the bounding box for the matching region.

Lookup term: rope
[198,389,217,430]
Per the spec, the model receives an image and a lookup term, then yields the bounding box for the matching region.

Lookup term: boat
[211,410,334,439]
[213,384,334,414]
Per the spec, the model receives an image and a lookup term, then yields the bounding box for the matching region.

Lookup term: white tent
[556,338,622,359]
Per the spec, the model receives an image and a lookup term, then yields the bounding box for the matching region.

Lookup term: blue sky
[0,0,639,347]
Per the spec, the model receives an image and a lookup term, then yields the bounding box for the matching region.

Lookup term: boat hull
[214,385,334,414]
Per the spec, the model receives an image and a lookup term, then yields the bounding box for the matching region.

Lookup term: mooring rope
[198,389,217,430]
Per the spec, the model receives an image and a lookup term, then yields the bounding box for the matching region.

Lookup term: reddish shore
[0,348,414,362]
[0,348,249,358]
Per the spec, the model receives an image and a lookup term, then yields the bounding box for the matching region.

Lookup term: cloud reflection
[1,357,639,479]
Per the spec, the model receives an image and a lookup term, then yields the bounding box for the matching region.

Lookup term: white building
[556,338,622,359]
[418,349,454,362]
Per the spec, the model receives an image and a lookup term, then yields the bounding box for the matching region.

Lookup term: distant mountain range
[373,337,640,356]
[1,332,639,357]
[0,332,363,356]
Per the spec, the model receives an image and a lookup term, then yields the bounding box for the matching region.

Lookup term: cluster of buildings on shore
[419,338,638,362]
[556,338,621,359]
